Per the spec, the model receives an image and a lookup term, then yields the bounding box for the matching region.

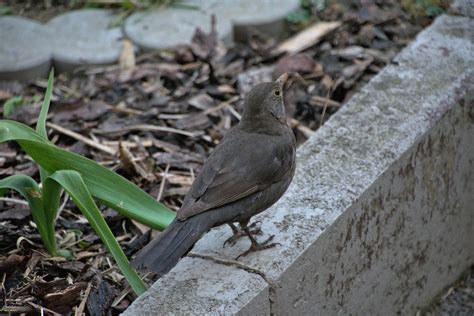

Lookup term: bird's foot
[223,222,262,248]
[235,235,280,260]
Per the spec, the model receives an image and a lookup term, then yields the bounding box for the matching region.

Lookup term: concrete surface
[123,256,270,315]
[0,16,52,81]
[423,265,474,314]
[450,0,474,18]
[124,13,474,315]
[47,9,123,73]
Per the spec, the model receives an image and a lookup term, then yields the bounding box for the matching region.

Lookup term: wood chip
[119,39,136,70]
[74,281,92,316]
[276,21,342,55]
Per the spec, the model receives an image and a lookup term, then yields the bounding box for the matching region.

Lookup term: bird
[131,73,297,276]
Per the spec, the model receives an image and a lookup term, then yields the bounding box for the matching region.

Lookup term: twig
[56,193,69,218]
[93,124,203,138]
[74,281,92,316]
[47,122,116,155]
[320,90,332,127]
[158,113,189,120]
[157,164,170,202]
[112,286,132,308]
[102,139,153,148]
[110,106,143,116]
[310,95,341,107]
[202,96,240,116]
[23,252,40,278]
[290,118,314,138]
[27,301,62,316]
[225,105,241,121]
[0,197,29,206]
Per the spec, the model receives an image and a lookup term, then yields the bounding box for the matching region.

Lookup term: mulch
[0,1,444,314]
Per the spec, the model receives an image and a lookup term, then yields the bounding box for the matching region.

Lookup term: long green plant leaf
[44,170,147,295]
[36,68,54,182]
[42,175,62,254]
[36,68,54,139]
[0,175,55,254]
[0,120,175,230]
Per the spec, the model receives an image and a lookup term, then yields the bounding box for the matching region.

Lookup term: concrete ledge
[126,257,270,315]
[450,0,474,18]
[124,14,474,315]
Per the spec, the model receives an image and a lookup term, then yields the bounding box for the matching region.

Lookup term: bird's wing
[177,131,293,220]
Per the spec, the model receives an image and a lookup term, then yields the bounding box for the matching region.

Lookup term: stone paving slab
[0,1,300,79]
[0,16,52,81]
[124,13,474,315]
[185,0,301,42]
[47,9,123,73]
[124,0,299,50]
[124,7,233,50]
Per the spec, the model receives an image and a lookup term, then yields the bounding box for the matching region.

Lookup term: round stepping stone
[0,16,52,81]
[47,9,123,73]
[124,7,233,50]
[185,0,300,42]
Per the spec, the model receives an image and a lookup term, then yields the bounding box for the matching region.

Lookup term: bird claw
[223,222,262,248]
[235,235,281,260]
[248,221,262,230]
[223,232,244,248]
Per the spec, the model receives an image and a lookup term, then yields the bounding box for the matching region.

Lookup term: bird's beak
[274,73,290,125]
[276,73,289,89]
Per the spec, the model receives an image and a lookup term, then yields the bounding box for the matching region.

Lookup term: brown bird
[131,73,297,275]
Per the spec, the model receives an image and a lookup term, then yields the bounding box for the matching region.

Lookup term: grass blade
[0,120,175,230]
[44,170,147,295]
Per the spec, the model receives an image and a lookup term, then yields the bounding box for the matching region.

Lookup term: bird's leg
[235,224,280,260]
[223,220,262,248]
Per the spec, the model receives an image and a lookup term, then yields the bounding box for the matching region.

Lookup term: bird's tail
[131,215,212,276]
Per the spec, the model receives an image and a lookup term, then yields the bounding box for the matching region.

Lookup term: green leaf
[42,174,62,253]
[0,175,55,254]
[0,4,12,16]
[57,249,74,259]
[286,9,310,24]
[44,170,147,295]
[36,68,54,139]
[3,96,23,117]
[36,68,54,182]
[0,120,175,230]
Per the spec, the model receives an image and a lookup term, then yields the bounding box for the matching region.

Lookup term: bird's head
[242,73,290,125]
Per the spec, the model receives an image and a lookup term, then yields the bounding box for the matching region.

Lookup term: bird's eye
[274,89,281,97]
